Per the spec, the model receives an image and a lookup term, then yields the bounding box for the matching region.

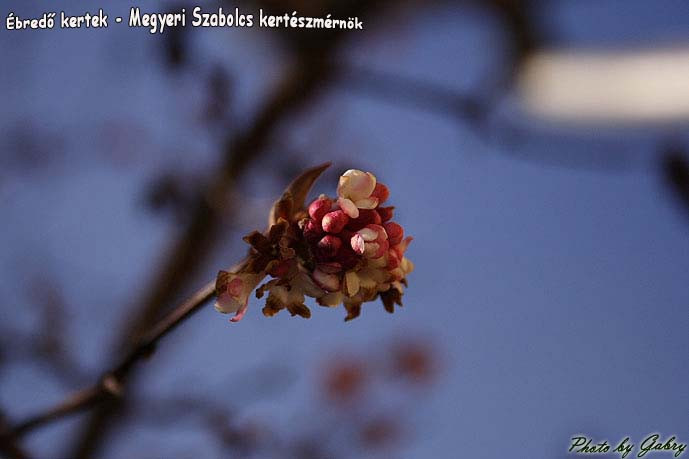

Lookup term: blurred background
[1,0,689,458]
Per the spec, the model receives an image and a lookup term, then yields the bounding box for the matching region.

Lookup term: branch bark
[0,409,30,459]
[11,280,217,438]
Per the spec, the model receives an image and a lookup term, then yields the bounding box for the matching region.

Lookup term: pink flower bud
[377,206,395,222]
[308,196,332,221]
[217,165,413,322]
[384,222,404,246]
[371,183,390,204]
[318,235,342,257]
[322,210,349,233]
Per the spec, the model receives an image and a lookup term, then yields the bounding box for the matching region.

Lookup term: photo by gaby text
[4,7,364,33]
[569,434,686,458]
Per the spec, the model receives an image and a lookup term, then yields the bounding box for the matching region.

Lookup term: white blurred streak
[518,47,689,122]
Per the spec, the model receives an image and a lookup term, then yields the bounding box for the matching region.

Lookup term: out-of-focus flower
[322,358,367,403]
[359,416,401,449]
[391,339,437,384]
[215,163,413,322]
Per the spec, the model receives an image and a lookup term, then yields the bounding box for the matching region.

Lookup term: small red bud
[384,222,404,245]
[318,235,342,257]
[371,183,390,204]
[377,206,395,222]
[322,210,349,233]
[308,196,332,221]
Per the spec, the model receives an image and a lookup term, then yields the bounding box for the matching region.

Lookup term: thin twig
[12,280,217,438]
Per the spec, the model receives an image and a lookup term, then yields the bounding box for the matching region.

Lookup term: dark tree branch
[67,63,333,459]
[12,280,216,438]
[0,409,30,459]
[0,278,90,388]
[67,3,394,457]
[662,147,689,221]
[334,63,489,129]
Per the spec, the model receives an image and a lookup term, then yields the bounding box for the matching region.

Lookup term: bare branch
[0,409,31,459]
[662,147,689,221]
[12,280,216,438]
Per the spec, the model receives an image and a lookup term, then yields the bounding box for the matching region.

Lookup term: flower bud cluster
[215,167,413,322]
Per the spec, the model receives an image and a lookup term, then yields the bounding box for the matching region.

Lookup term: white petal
[351,233,365,254]
[337,170,377,201]
[338,197,359,218]
[358,227,378,242]
[313,268,340,292]
[354,197,379,209]
[214,292,242,313]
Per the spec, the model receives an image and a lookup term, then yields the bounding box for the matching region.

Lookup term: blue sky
[1,1,688,457]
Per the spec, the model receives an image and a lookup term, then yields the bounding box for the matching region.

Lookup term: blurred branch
[67,2,394,457]
[68,63,331,459]
[0,278,90,388]
[335,63,488,129]
[133,396,263,455]
[0,409,30,459]
[0,330,88,390]
[662,147,689,221]
[487,0,540,76]
[11,279,217,438]
[336,63,636,172]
